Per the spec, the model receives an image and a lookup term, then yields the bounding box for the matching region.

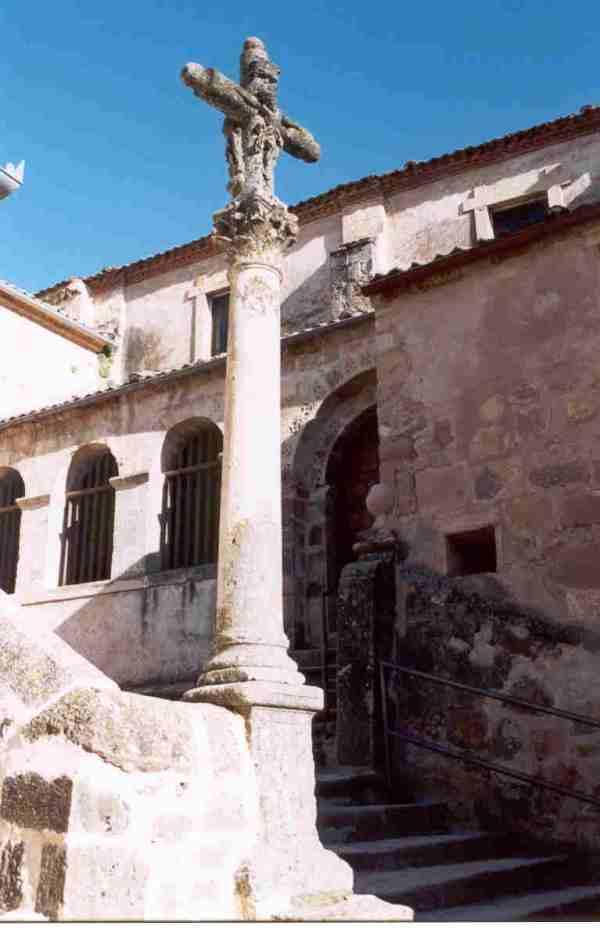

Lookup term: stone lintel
[329,236,375,258]
[108,471,149,491]
[183,680,324,714]
[16,494,50,511]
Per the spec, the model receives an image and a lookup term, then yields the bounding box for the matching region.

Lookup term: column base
[183,679,320,711]
[191,641,306,690]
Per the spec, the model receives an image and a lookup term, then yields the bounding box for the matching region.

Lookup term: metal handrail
[380,660,600,811]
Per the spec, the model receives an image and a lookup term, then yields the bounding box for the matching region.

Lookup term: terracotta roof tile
[36,104,600,300]
[0,312,373,431]
[363,200,600,296]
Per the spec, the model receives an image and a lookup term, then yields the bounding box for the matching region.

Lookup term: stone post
[15,494,50,595]
[108,471,149,578]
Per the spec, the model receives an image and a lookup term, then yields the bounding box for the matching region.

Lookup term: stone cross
[181,39,321,697]
[181,37,319,209]
[177,40,386,916]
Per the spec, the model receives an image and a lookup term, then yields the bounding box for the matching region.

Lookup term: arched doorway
[325,406,380,598]
[288,370,379,715]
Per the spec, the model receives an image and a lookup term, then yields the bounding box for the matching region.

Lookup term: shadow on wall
[33,555,217,699]
[384,562,600,851]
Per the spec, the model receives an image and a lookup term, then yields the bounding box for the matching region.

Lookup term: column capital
[213,193,298,263]
[108,471,149,491]
[16,493,50,511]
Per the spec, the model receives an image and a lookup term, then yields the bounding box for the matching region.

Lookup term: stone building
[4,103,600,852]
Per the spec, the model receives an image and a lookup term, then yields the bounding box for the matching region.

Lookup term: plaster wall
[385,134,600,269]
[66,131,600,384]
[0,317,375,690]
[0,307,101,420]
[372,220,600,625]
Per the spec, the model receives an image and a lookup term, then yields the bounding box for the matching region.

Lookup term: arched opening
[0,468,25,594]
[59,446,118,586]
[160,419,222,571]
[325,405,380,592]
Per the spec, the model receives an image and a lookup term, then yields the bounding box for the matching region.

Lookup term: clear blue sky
[2,0,599,294]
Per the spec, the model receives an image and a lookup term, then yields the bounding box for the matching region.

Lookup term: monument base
[184,680,359,918]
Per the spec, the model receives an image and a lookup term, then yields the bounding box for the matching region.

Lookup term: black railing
[380,660,600,810]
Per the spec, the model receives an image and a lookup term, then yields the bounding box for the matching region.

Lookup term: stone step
[352,853,567,912]
[318,801,448,843]
[419,883,600,921]
[316,766,387,802]
[328,830,525,871]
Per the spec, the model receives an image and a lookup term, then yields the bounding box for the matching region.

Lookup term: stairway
[316,766,600,920]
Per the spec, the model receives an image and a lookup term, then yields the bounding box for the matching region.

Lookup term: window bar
[67,498,80,585]
[173,471,184,570]
[103,486,115,580]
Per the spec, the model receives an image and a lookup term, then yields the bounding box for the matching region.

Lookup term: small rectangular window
[446,525,497,577]
[491,198,548,238]
[210,291,229,356]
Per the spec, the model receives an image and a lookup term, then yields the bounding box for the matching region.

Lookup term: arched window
[0,468,24,594]
[160,421,222,570]
[59,446,118,586]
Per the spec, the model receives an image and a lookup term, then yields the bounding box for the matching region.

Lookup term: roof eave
[0,283,109,353]
[363,203,600,298]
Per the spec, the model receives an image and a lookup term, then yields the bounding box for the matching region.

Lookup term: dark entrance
[316,406,380,715]
[326,406,380,595]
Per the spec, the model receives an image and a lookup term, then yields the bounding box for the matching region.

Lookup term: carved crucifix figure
[182,37,319,210]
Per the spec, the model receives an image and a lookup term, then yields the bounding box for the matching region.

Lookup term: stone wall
[389,566,600,851]
[372,220,600,625]
[0,317,375,691]
[19,568,215,692]
[0,593,256,919]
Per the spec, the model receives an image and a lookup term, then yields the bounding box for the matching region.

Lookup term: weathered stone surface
[474,465,503,500]
[0,842,23,912]
[560,493,600,528]
[0,774,72,833]
[35,845,66,920]
[415,464,468,512]
[529,460,588,488]
[389,564,600,850]
[550,543,600,589]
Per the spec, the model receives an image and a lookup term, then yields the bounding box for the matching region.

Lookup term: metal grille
[59,450,117,586]
[160,426,222,570]
[0,470,24,594]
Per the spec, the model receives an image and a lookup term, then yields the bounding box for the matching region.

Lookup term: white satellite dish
[0,161,25,200]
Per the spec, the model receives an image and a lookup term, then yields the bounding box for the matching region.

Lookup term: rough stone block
[0,774,72,833]
[550,543,600,589]
[560,493,600,528]
[529,460,588,489]
[416,464,468,512]
[0,842,23,912]
[35,845,66,920]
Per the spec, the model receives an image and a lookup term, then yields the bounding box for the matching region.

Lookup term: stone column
[184,201,354,916]
[186,203,306,696]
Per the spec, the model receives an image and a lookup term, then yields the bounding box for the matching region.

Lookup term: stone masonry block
[416,464,468,513]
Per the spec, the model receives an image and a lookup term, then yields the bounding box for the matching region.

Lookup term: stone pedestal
[188,681,353,918]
